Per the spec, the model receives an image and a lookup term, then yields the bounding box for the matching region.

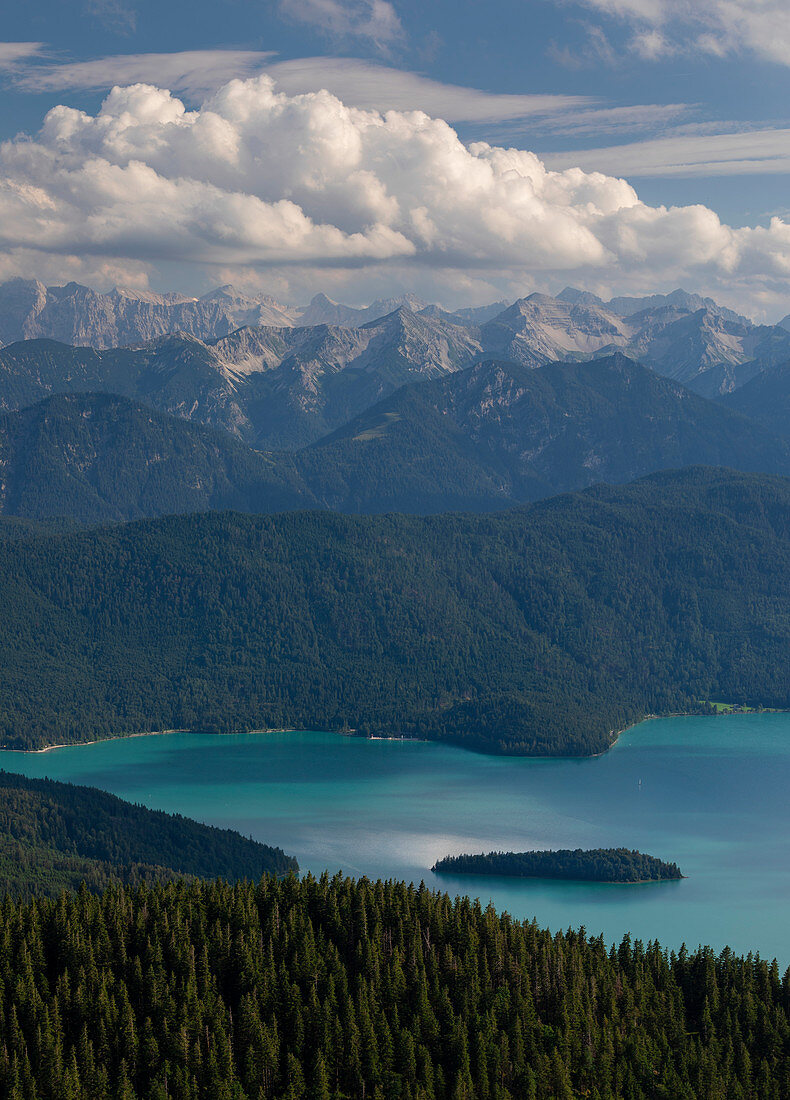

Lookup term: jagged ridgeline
[432,848,683,883]
[0,874,788,1098]
[0,467,788,755]
[0,770,296,898]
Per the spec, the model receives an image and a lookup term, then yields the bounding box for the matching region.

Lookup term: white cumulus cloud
[1,74,790,316]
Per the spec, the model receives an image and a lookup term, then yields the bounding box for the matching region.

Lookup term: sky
[1,0,790,318]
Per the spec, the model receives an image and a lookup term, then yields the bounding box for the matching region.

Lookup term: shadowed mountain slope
[718,361,790,437]
[295,354,790,512]
[2,356,789,522]
[0,392,311,523]
[0,770,296,899]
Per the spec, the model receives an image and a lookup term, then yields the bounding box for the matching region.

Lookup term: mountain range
[0,307,481,448]
[3,279,790,400]
[0,278,429,348]
[0,278,789,523]
[1,354,789,523]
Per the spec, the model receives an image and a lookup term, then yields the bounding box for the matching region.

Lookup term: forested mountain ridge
[0,467,787,754]
[719,360,790,437]
[0,392,312,522]
[0,872,788,1099]
[0,770,297,898]
[3,357,790,523]
[297,354,790,512]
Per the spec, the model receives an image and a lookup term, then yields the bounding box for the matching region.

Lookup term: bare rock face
[0,279,49,346]
[210,307,484,448]
[296,292,428,328]
[0,308,483,449]
[480,294,631,367]
[480,292,790,395]
[0,281,301,349]
[0,280,436,349]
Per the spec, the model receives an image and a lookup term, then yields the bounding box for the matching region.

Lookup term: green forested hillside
[720,360,790,438]
[0,467,788,755]
[0,771,296,898]
[0,873,788,1099]
[0,392,311,523]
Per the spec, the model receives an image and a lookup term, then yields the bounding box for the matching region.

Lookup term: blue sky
[1,0,790,316]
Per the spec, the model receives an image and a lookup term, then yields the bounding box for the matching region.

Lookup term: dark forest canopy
[432,848,683,883]
[0,873,789,1099]
[0,467,788,755]
[0,770,296,898]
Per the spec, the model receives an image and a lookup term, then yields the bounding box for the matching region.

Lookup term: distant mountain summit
[480,293,630,367]
[297,292,428,327]
[479,291,790,393]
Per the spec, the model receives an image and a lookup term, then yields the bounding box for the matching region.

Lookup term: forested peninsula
[0,467,788,756]
[432,848,683,883]
[0,770,296,898]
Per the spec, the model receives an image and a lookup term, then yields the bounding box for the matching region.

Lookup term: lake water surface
[3,713,790,962]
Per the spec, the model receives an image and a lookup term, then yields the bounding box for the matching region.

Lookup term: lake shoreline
[10,726,299,755]
[4,705,786,758]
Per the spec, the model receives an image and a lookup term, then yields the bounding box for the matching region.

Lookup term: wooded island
[432,848,683,883]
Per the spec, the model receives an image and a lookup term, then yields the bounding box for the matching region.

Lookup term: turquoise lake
[3,713,789,962]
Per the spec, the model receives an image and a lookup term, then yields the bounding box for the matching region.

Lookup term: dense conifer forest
[0,771,296,898]
[0,872,788,1099]
[0,467,788,755]
[432,849,683,883]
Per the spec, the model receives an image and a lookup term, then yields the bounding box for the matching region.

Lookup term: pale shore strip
[9,727,300,755]
[16,728,191,755]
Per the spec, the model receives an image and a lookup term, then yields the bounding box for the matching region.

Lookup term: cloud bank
[568,0,790,66]
[544,127,790,177]
[278,0,404,47]
[1,74,790,315]
[8,49,278,100]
